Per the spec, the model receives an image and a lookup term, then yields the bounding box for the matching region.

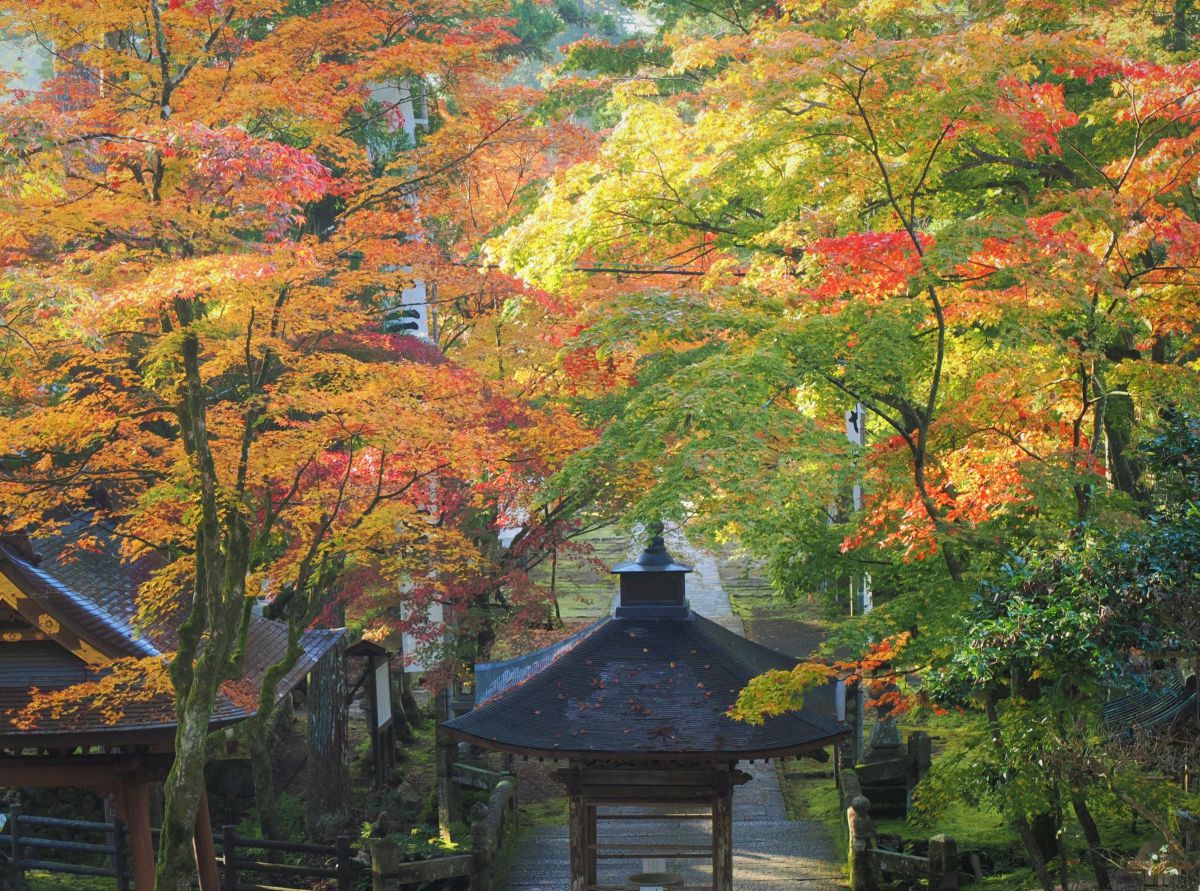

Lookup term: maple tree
[489,0,1200,878]
[0,0,596,883]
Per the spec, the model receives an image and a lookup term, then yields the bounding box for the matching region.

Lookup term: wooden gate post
[568,793,587,891]
[8,804,22,886]
[336,835,353,891]
[116,773,155,890]
[222,825,239,891]
[193,784,221,891]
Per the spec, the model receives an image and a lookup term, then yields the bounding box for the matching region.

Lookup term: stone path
[502,533,844,891]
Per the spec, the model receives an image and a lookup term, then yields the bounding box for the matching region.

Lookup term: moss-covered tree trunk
[156,330,253,890]
[390,669,416,745]
[983,692,1055,891]
[398,634,422,727]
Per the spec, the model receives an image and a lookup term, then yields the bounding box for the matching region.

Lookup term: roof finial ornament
[637,521,672,567]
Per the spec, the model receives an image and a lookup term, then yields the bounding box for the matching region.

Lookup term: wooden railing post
[221,825,239,891]
[847,794,880,891]
[112,817,130,891]
[336,834,353,891]
[8,804,22,886]
[470,801,492,891]
[928,834,959,890]
[371,839,400,891]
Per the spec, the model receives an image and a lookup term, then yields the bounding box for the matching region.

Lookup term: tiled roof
[0,622,343,747]
[445,612,849,760]
[1103,671,1197,738]
[0,541,161,659]
[0,527,345,747]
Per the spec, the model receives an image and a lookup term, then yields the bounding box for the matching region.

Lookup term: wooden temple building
[0,527,343,888]
[446,527,850,891]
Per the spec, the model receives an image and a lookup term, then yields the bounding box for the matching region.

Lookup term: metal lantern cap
[611,522,694,575]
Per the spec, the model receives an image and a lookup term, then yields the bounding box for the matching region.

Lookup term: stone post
[908,732,933,780]
[371,838,400,891]
[471,802,492,891]
[927,834,959,890]
[840,681,864,766]
[847,794,880,891]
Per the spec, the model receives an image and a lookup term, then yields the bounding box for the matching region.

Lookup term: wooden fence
[6,807,138,888]
[7,765,518,891]
[5,806,358,891]
[372,775,518,891]
[219,827,356,891]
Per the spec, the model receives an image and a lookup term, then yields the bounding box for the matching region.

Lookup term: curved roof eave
[443,724,848,763]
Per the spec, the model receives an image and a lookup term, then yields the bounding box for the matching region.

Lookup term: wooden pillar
[712,788,734,891]
[193,782,221,891]
[568,793,588,891]
[585,803,597,891]
[9,802,24,887]
[117,774,155,891]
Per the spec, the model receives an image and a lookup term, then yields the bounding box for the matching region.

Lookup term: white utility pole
[845,402,872,616]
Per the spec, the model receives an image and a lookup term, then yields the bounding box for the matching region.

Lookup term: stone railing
[843,768,968,891]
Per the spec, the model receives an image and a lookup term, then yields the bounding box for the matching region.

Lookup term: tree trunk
[307,639,349,838]
[1071,789,1110,890]
[1173,0,1194,51]
[158,330,253,890]
[400,666,422,727]
[156,668,224,890]
[983,693,1055,891]
[1014,815,1057,891]
[397,633,423,726]
[391,670,416,745]
[247,726,284,841]
[1103,390,1144,501]
[549,544,561,629]
[1051,787,1069,891]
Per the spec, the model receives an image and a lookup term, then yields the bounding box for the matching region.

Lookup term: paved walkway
[502,533,844,891]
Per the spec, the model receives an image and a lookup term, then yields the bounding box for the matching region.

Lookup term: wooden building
[0,528,343,888]
[445,527,849,891]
